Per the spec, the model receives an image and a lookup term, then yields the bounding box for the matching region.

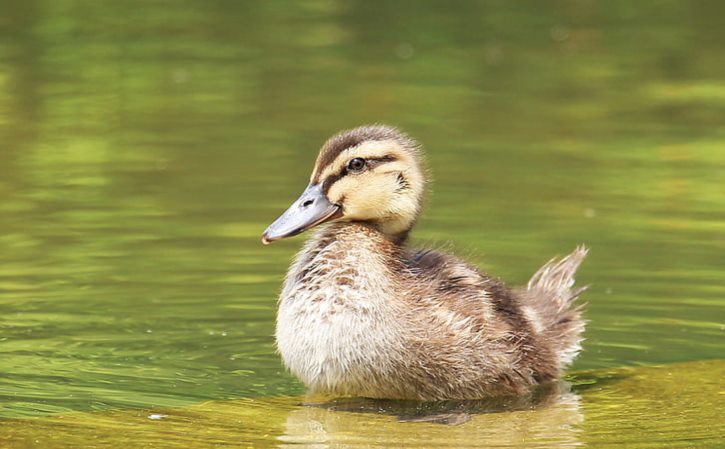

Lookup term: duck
[262,124,588,401]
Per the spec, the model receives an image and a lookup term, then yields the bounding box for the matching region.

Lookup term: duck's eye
[347,157,366,173]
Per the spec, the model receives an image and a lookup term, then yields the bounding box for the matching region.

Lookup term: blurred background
[0,0,723,434]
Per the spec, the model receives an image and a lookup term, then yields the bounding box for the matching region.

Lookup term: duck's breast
[275,232,405,395]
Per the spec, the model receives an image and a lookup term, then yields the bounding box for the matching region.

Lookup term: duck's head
[262,125,425,244]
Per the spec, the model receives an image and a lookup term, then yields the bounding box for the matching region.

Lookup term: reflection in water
[280,383,583,447]
[300,380,576,424]
[1,360,722,448]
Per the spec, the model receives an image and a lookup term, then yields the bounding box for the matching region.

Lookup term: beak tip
[261,233,273,245]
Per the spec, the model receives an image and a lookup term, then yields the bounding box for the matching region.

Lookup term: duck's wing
[404,248,523,329]
[404,247,564,382]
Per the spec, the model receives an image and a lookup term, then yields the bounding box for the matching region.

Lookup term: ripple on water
[1,360,722,448]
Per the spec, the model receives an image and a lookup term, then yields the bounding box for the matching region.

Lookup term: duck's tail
[525,245,588,368]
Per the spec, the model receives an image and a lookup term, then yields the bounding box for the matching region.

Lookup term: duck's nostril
[301,199,314,208]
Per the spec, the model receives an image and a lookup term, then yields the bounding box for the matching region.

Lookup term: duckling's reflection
[278,382,583,447]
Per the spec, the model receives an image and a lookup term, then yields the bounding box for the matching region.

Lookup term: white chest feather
[275,234,401,395]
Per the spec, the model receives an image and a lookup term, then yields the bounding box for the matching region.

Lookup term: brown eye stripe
[321,155,398,194]
[366,155,397,167]
[322,172,345,194]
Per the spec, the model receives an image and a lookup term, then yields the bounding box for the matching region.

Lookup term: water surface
[0,1,723,447]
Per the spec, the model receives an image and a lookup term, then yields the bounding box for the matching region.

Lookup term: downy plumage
[262,125,587,400]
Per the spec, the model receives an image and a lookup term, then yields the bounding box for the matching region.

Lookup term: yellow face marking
[304,133,427,238]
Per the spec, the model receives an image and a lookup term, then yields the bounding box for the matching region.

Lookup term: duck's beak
[262,184,342,244]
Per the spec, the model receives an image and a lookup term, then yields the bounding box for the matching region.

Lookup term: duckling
[262,125,587,400]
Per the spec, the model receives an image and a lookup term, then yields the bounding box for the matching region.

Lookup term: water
[0,1,723,447]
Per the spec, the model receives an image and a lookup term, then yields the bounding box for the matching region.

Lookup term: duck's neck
[282,222,404,303]
[375,220,414,245]
[333,216,415,246]
[317,221,405,254]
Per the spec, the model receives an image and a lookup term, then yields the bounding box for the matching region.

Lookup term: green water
[0,1,723,447]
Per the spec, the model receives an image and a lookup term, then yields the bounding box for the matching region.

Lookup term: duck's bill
[262,184,342,244]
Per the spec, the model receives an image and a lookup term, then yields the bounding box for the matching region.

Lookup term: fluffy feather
[269,125,588,400]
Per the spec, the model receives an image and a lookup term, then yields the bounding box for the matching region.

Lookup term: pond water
[0,1,723,447]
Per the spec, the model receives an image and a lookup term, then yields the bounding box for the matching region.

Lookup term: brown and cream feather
[267,125,588,400]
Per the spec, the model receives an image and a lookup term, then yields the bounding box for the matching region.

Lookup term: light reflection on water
[2,361,723,448]
[0,0,724,447]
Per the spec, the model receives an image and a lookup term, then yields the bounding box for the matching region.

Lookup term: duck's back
[401,247,586,397]
[404,245,587,373]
